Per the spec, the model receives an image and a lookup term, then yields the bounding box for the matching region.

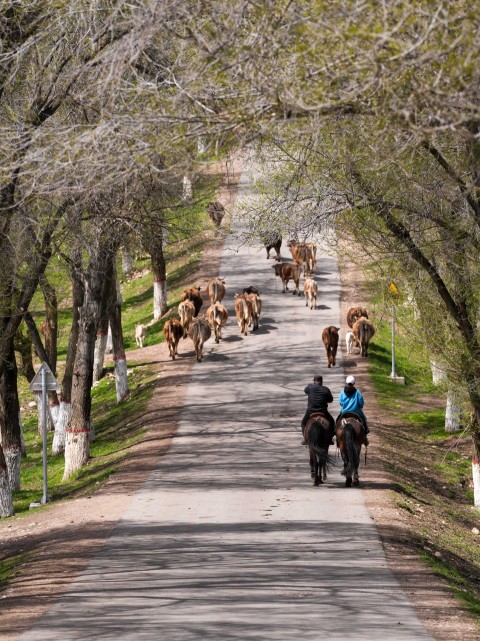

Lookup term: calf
[207,201,225,226]
[206,277,226,304]
[178,299,195,338]
[163,317,183,360]
[272,262,302,295]
[303,277,317,310]
[346,330,355,355]
[180,286,203,317]
[322,326,340,368]
[206,302,229,343]
[246,292,262,331]
[234,293,253,336]
[188,316,211,362]
[135,323,146,348]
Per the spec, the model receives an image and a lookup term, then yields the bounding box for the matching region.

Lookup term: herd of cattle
[134,235,376,365]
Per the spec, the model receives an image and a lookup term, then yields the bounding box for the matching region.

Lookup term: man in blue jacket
[338,375,370,444]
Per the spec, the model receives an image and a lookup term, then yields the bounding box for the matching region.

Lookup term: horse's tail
[344,422,359,474]
[306,421,335,472]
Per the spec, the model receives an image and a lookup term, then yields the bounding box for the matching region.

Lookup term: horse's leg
[309,449,315,480]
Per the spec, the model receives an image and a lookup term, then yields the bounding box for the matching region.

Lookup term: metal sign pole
[390,305,397,378]
[41,366,49,504]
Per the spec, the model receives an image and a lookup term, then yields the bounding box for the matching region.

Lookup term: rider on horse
[301,375,335,445]
[338,375,370,445]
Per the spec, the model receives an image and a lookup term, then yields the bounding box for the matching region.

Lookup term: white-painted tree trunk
[197,137,207,154]
[182,175,193,201]
[4,447,21,491]
[473,459,480,509]
[93,331,108,383]
[0,463,14,517]
[121,247,133,276]
[153,280,167,320]
[445,391,461,433]
[52,401,71,456]
[430,359,447,385]
[115,359,128,402]
[63,429,90,480]
[106,324,113,354]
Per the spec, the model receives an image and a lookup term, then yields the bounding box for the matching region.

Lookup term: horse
[303,413,333,486]
[335,413,367,487]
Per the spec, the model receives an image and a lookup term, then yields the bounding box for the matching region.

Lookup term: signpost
[388,281,405,384]
[28,362,60,507]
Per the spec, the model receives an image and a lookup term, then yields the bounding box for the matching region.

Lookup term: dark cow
[243,285,260,295]
[321,326,340,368]
[207,201,225,226]
[188,316,211,362]
[352,317,375,357]
[262,233,282,261]
[347,306,368,328]
[163,317,184,360]
[272,262,302,295]
[180,286,203,317]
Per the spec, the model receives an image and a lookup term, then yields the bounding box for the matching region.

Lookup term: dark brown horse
[303,413,333,486]
[335,413,367,487]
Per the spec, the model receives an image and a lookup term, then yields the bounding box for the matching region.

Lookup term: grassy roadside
[367,315,480,622]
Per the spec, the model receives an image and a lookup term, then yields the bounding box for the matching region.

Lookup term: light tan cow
[206,302,229,343]
[206,277,226,304]
[163,318,183,360]
[188,316,212,362]
[234,293,253,336]
[303,277,317,310]
[287,240,316,276]
[352,317,375,357]
[178,299,195,338]
[135,323,146,348]
[246,292,262,331]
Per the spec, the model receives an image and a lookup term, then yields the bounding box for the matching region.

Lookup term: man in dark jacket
[301,375,335,444]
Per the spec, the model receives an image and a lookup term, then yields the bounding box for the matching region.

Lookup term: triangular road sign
[29,362,60,392]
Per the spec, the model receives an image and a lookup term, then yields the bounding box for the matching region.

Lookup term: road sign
[388,281,399,295]
[29,362,60,392]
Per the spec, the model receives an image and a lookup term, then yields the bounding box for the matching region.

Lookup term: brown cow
[207,201,225,226]
[262,233,282,261]
[206,277,226,304]
[234,293,253,336]
[180,286,203,317]
[188,316,211,362]
[303,277,317,310]
[287,240,316,276]
[246,292,262,331]
[178,299,195,338]
[322,326,340,368]
[206,302,228,343]
[243,285,260,295]
[163,317,183,360]
[347,307,368,328]
[272,262,302,295]
[352,317,375,357]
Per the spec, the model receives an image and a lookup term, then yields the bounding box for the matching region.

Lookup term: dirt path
[1,161,478,640]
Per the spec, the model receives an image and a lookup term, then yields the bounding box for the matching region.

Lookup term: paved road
[18,163,434,641]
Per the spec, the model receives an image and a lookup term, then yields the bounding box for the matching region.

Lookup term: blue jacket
[338,386,366,420]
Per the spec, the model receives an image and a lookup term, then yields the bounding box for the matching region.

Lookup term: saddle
[338,412,368,434]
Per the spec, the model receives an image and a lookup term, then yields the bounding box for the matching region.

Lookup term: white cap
[346,375,356,385]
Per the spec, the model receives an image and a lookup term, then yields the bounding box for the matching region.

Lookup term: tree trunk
[150,242,167,320]
[93,316,109,383]
[182,175,193,201]
[121,246,133,277]
[445,390,461,433]
[0,445,14,518]
[0,341,22,491]
[108,265,129,402]
[430,359,447,386]
[40,275,58,375]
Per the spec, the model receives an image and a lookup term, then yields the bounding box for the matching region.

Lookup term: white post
[390,305,397,378]
[41,367,49,504]
[473,459,480,510]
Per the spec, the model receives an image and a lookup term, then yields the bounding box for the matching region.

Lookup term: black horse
[335,413,367,487]
[303,412,333,486]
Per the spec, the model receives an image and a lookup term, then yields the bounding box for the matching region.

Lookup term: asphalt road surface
[18,162,435,641]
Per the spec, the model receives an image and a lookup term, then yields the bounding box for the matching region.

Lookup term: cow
[188,316,211,362]
[234,293,253,336]
[287,240,316,276]
[347,306,368,328]
[303,277,317,310]
[178,299,195,338]
[261,233,282,261]
[205,302,229,343]
[180,286,203,317]
[135,323,146,348]
[206,277,226,304]
[272,262,302,295]
[246,292,262,331]
[322,326,340,368]
[207,201,225,226]
[163,317,183,360]
[39,320,47,336]
[352,317,375,357]
[346,330,355,355]
[243,285,260,295]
